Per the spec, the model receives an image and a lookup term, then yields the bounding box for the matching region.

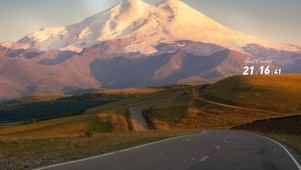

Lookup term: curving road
[130,93,184,131]
[36,130,301,170]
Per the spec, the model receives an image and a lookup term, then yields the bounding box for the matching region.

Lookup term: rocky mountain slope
[0,0,300,101]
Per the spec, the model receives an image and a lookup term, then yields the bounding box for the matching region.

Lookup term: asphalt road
[130,93,183,131]
[36,130,301,170]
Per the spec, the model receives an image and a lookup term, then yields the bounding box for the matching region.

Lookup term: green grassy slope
[85,86,195,115]
[5,94,72,104]
[151,74,301,130]
[233,114,301,154]
[202,74,301,113]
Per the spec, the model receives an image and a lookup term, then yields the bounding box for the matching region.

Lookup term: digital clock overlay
[243,58,282,75]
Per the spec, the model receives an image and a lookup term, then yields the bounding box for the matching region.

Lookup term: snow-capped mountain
[0,0,301,101]
[16,0,300,54]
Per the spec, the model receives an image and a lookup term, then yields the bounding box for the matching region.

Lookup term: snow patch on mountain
[14,0,301,54]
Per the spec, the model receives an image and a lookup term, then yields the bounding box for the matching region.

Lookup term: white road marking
[200,156,209,162]
[121,130,205,153]
[34,152,115,170]
[252,133,301,170]
[265,137,301,170]
[216,146,221,149]
[34,131,206,170]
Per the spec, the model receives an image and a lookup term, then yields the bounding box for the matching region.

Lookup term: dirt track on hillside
[130,93,183,131]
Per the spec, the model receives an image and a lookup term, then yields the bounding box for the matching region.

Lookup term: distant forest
[0,93,135,123]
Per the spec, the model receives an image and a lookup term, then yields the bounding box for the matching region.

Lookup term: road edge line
[34,130,206,170]
[265,137,301,170]
[33,152,115,170]
[251,132,301,170]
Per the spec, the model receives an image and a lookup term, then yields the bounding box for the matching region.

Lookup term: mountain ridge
[0,0,301,100]
[0,40,289,100]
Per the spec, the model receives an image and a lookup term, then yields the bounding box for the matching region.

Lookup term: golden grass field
[0,86,198,169]
[202,74,301,113]
[150,74,301,154]
[0,115,109,140]
[0,74,300,169]
[151,90,286,130]
[96,88,163,95]
[7,94,72,104]
[85,86,194,115]
[151,74,301,130]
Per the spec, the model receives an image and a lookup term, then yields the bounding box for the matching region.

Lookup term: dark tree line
[0,93,134,123]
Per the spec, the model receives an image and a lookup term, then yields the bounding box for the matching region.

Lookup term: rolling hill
[148,74,301,130]
[1,75,300,169]
[201,74,301,113]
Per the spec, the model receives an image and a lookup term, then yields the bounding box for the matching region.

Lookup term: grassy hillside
[5,94,72,104]
[233,115,301,154]
[150,90,281,130]
[0,86,199,169]
[0,86,194,139]
[0,129,199,170]
[150,74,301,130]
[234,115,301,135]
[0,115,110,139]
[147,75,301,156]
[1,75,300,169]
[201,74,301,113]
[85,85,194,115]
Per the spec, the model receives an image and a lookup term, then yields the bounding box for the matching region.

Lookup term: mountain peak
[158,0,184,7]
[162,0,181,3]
[118,0,150,14]
[126,0,143,2]
[121,0,149,6]
[15,0,300,53]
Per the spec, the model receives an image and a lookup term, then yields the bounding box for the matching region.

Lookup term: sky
[0,0,300,46]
